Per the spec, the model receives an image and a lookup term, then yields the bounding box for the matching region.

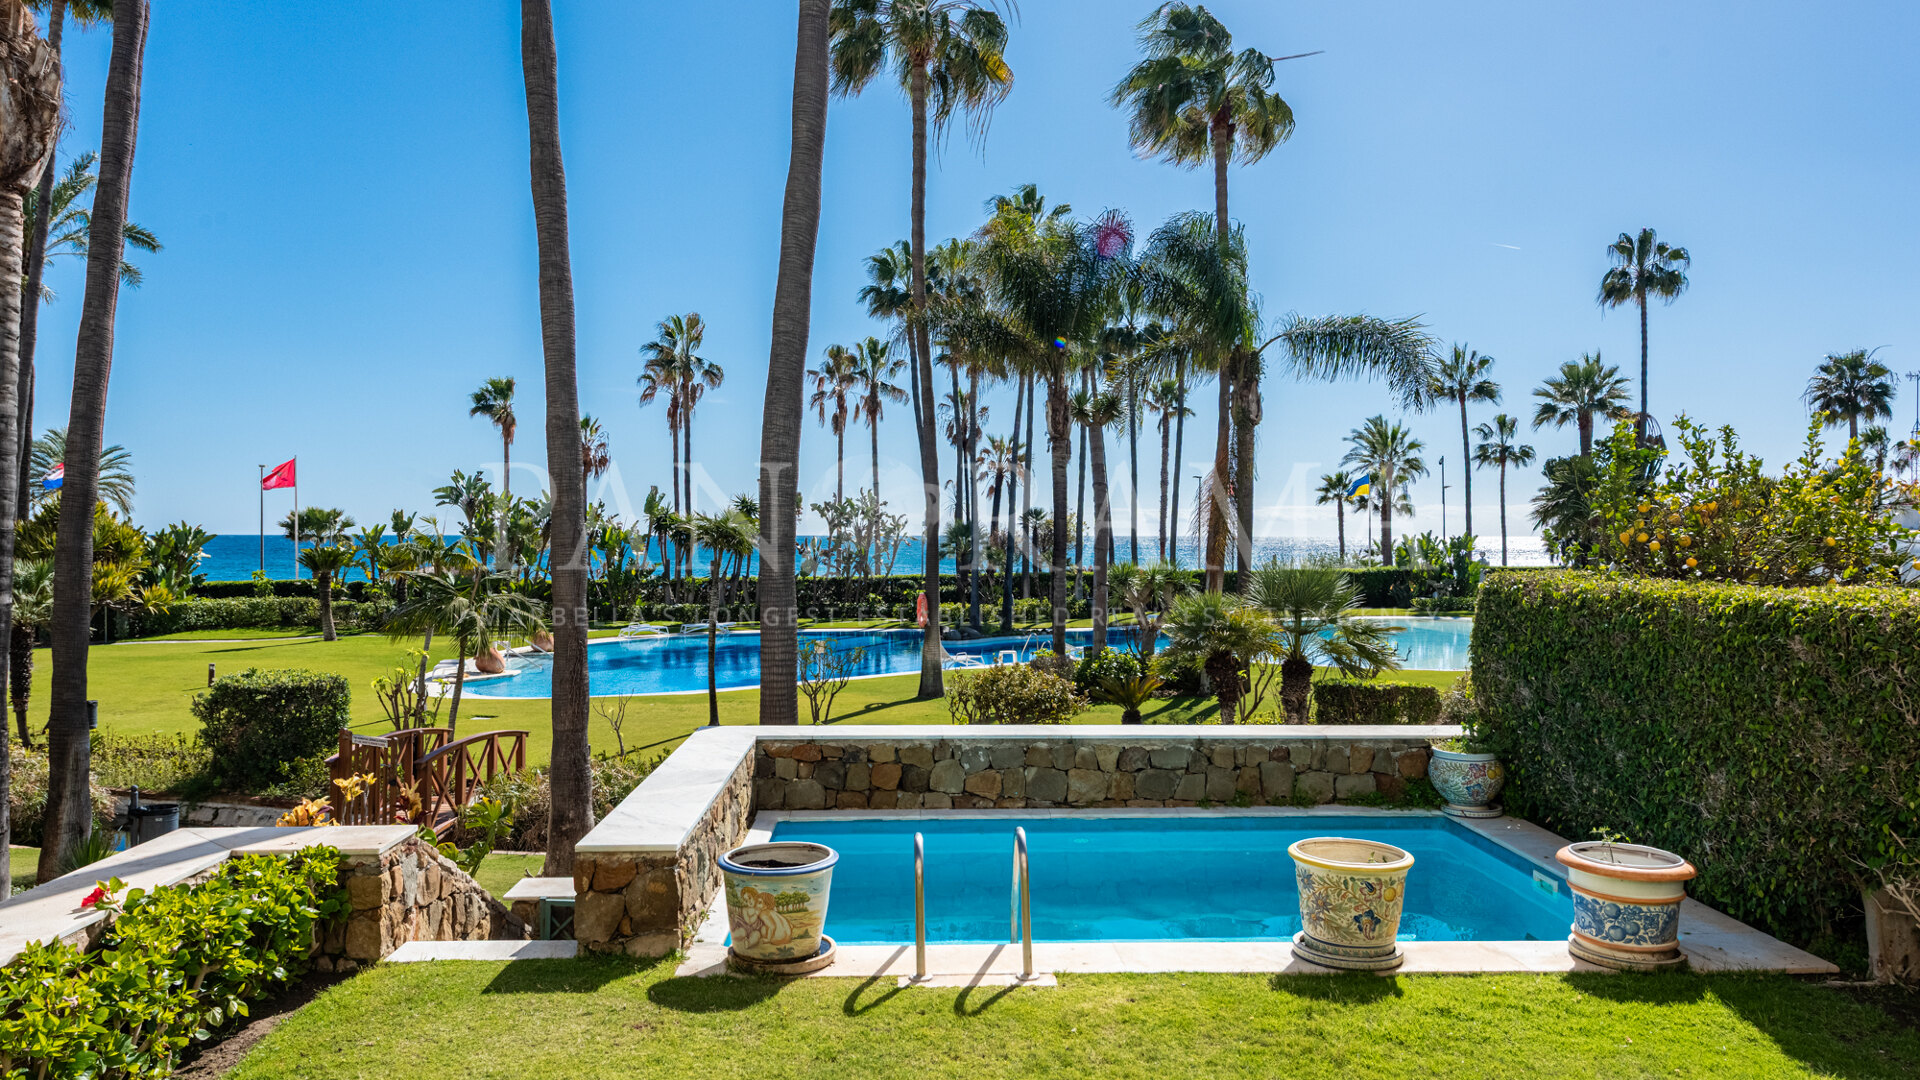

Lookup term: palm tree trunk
[1169,360,1188,567]
[669,419,681,517]
[415,626,434,722]
[1232,351,1257,590]
[1498,460,1508,566]
[1089,401,1111,654]
[1205,364,1232,592]
[1021,372,1035,599]
[1380,466,1395,566]
[1457,394,1473,539]
[15,0,63,539]
[907,61,942,699]
[499,433,514,568]
[520,0,592,876]
[318,572,336,640]
[1002,373,1021,629]
[1127,366,1140,566]
[10,621,33,749]
[756,0,828,727]
[1578,409,1592,459]
[39,0,144,883]
[1280,656,1312,724]
[1073,372,1087,603]
[1157,415,1170,562]
[1335,500,1345,562]
[449,651,466,735]
[1047,373,1070,656]
[966,368,981,629]
[1636,294,1649,442]
[834,425,844,504]
[707,561,722,726]
[868,398,880,576]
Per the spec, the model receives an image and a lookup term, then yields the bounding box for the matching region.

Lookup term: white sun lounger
[684,621,737,635]
[617,623,667,639]
[941,647,988,669]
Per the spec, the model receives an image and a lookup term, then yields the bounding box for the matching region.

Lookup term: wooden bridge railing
[327,726,529,833]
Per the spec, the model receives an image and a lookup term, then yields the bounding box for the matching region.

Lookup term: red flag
[262,458,296,490]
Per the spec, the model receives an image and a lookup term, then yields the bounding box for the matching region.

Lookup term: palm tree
[469,376,517,529]
[1162,590,1274,724]
[39,0,147,882]
[1146,376,1188,561]
[1342,416,1427,566]
[640,313,721,523]
[1531,353,1630,459]
[520,0,592,875]
[28,426,131,515]
[849,335,907,576]
[830,0,1014,698]
[1427,345,1499,539]
[1246,561,1403,724]
[579,414,611,481]
[22,152,159,300]
[636,348,682,517]
[809,343,859,502]
[757,0,830,727]
[1110,559,1188,661]
[387,559,544,733]
[1078,380,1123,651]
[692,510,757,727]
[1314,470,1356,561]
[1803,348,1895,442]
[296,544,355,640]
[8,559,50,751]
[1472,414,1535,566]
[1531,454,1600,565]
[1598,228,1690,439]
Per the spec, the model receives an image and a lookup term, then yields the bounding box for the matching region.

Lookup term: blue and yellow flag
[1344,473,1371,499]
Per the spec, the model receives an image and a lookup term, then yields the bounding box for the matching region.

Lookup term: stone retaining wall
[752,735,1431,809]
[316,835,528,972]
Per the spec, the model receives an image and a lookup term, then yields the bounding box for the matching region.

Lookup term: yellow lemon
[1649,540,1661,551]
[1618,531,1632,544]
[1685,557,1698,568]
[1678,536,1692,548]
[1824,536,1836,546]
[1636,532,1648,543]
[1637,502,1651,513]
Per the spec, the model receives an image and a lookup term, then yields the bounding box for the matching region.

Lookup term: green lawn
[41,633,1460,772]
[8,846,35,895]
[229,956,1920,1080]
[471,851,547,902]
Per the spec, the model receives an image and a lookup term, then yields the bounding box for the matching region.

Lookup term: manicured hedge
[196,579,376,601]
[1313,682,1442,725]
[133,597,381,637]
[1471,568,1920,947]
[191,669,352,790]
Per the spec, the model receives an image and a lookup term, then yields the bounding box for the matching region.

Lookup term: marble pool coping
[675,806,1836,980]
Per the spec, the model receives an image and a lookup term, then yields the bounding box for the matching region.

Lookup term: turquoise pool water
[466,618,1472,698]
[767,815,1568,944]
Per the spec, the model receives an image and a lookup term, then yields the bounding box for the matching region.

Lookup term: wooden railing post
[330,729,352,823]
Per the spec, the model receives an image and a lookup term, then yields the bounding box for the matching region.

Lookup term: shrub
[131,596,385,637]
[5,745,112,847]
[191,669,351,791]
[945,664,1084,725]
[89,733,212,793]
[1411,595,1475,615]
[1344,568,1415,608]
[1312,682,1442,725]
[1072,647,1141,697]
[473,752,664,851]
[1473,568,1920,948]
[0,846,344,1079]
[195,578,376,601]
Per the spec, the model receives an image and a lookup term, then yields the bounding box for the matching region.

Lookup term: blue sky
[33,1,1920,541]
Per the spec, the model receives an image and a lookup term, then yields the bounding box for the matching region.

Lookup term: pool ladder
[909,827,1037,983]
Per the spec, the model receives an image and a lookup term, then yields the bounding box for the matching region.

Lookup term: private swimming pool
[465,618,1473,698]
[765,814,1568,945]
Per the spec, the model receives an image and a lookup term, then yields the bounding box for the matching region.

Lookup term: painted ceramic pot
[1428,748,1505,819]
[720,842,838,966]
[1555,841,1696,971]
[1289,837,1415,972]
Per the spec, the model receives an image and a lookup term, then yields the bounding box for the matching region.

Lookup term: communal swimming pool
[465,618,1472,698]
[765,814,1567,945]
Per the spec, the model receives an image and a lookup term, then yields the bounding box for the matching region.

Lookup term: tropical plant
[468,375,517,555]
[143,520,211,592]
[8,558,50,749]
[1107,558,1188,662]
[1314,470,1357,562]
[20,150,159,299]
[1531,353,1629,459]
[295,544,355,641]
[798,639,864,725]
[809,342,860,503]
[639,311,723,527]
[385,559,545,734]
[848,334,907,550]
[1342,416,1427,566]
[279,505,356,548]
[1598,227,1690,439]
[1428,345,1500,538]
[1146,375,1190,561]
[1803,348,1896,443]
[1246,561,1404,724]
[1094,670,1162,725]
[27,426,132,514]
[1531,453,1601,565]
[691,509,758,726]
[1472,414,1535,566]
[579,413,612,481]
[1161,590,1274,724]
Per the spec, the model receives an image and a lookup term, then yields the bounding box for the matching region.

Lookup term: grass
[229,956,1920,1080]
[8,846,35,895]
[471,851,547,903]
[41,633,1461,772]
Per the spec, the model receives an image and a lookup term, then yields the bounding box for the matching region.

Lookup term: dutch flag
[41,464,62,491]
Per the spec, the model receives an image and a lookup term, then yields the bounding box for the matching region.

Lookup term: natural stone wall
[751,735,1432,810]
[316,835,528,972]
[572,745,755,957]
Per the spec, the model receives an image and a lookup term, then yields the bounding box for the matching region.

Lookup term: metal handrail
[1010,826,1033,979]
[913,832,927,980]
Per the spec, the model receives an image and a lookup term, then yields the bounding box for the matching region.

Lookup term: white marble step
[384,939,577,962]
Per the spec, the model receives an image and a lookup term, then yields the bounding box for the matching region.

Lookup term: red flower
[80,886,109,910]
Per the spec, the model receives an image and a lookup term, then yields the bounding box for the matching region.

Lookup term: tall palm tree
[469,375,517,565]
[640,313,721,522]
[1531,353,1629,459]
[28,426,131,515]
[1803,348,1895,443]
[1247,561,1402,723]
[39,0,145,882]
[830,0,1014,698]
[809,343,859,503]
[636,349,682,517]
[1146,376,1187,561]
[692,510,757,726]
[1078,380,1122,651]
[1427,345,1499,540]
[22,151,159,299]
[849,335,906,573]
[1472,413,1535,566]
[758,0,830,727]
[1314,470,1356,562]
[579,414,611,480]
[1342,416,1427,566]
[8,558,49,751]
[1598,227,1690,440]
[296,543,355,641]
[519,0,592,876]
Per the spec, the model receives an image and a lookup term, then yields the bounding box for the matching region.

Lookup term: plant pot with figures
[1555,833,1697,971]
[720,842,838,974]
[1288,837,1415,972]
[1427,734,1505,819]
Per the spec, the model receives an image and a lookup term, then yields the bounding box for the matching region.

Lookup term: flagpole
[292,456,299,579]
[258,465,266,573]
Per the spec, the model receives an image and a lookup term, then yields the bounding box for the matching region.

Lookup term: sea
[201,533,1554,583]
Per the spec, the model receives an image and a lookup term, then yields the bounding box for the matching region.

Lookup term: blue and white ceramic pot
[720,842,838,969]
[1555,841,1696,971]
[1289,837,1415,972]
[1428,748,1505,819]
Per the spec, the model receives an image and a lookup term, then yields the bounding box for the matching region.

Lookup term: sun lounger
[617,622,668,639]
[941,647,988,669]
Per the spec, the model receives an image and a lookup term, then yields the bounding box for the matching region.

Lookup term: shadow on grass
[1707,975,1920,1080]
[1267,973,1406,1003]
[480,953,658,995]
[952,980,1022,1016]
[842,968,906,1015]
[647,972,788,1013]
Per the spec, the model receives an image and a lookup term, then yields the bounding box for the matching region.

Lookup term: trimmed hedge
[191,668,352,790]
[196,579,376,601]
[133,596,381,637]
[1472,568,1920,947]
[1313,682,1442,725]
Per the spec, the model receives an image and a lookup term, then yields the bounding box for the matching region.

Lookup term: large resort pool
[463,618,1472,698]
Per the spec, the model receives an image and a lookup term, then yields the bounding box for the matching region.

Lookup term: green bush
[195,579,376,601]
[1312,682,1443,725]
[5,744,113,847]
[473,752,665,851]
[1344,568,1415,607]
[89,733,212,793]
[1411,595,1476,615]
[191,669,351,791]
[1072,647,1141,697]
[946,664,1084,726]
[0,846,344,1079]
[132,596,382,637]
[1473,568,1920,948]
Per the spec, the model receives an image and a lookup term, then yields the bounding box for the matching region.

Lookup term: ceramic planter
[1289,836,1415,971]
[1428,748,1505,819]
[719,841,838,971]
[1555,841,1697,971]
